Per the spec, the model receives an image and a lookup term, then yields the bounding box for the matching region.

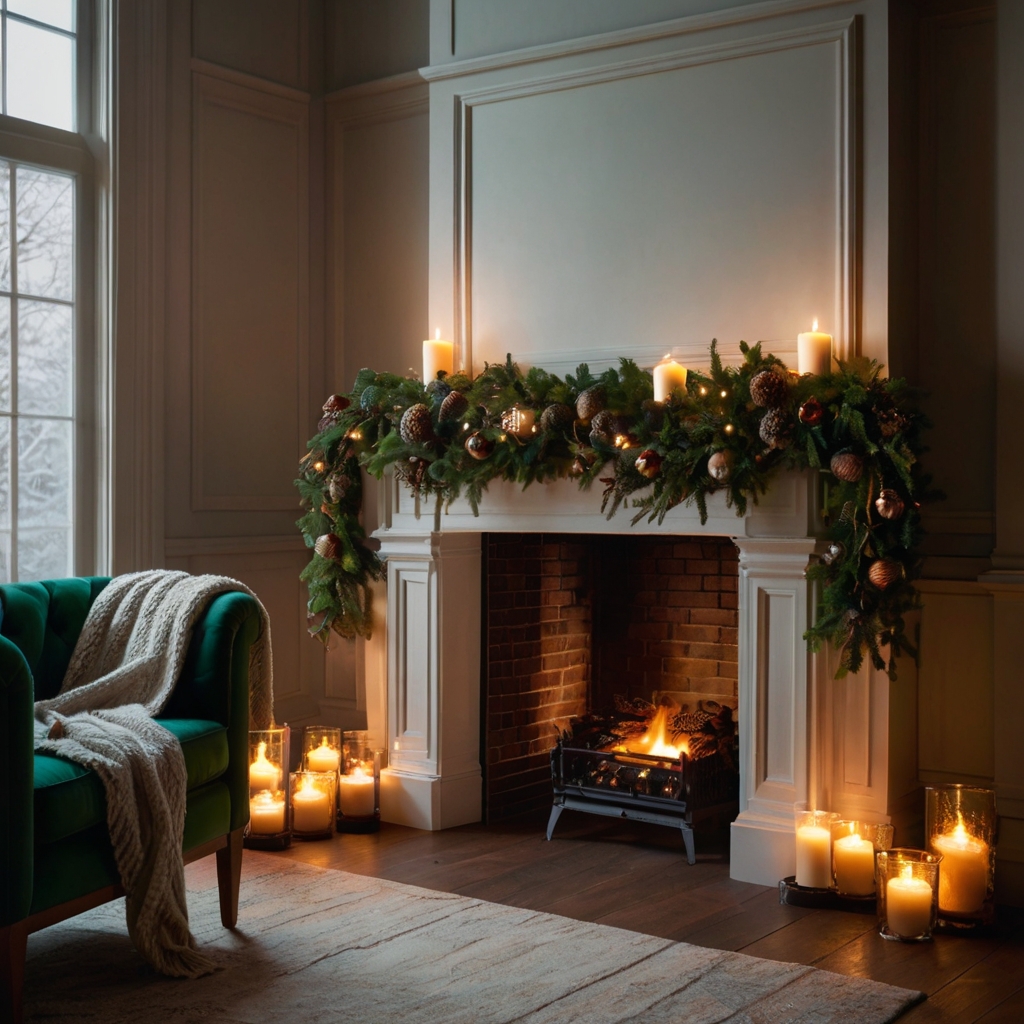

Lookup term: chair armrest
[162,591,262,832]
[0,636,35,927]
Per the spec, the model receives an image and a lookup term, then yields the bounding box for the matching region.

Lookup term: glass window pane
[7,21,74,132]
[0,163,9,292]
[0,297,9,412]
[0,416,10,531]
[17,527,70,580]
[8,0,75,32]
[17,299,71,415]
[16,167,73,301]
[17,415,71,530]
[0,531,10,582]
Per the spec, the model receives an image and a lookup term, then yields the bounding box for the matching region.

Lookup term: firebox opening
[481,533,739,824]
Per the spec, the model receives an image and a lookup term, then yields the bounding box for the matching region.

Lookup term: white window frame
[0,0,103,580]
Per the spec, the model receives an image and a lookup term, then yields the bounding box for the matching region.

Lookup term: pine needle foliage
[296,346,932,678]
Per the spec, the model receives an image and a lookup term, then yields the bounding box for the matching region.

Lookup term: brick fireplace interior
[482,534,740,821]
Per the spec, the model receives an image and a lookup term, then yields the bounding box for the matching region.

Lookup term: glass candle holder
[290,770,337,840]
[339,731,381,833]
[246,726,290,850]
[303,726,342,775]
[794,809,837,889]
[831,820,894,897]
[926,784,996,928]
[878,849,941,942]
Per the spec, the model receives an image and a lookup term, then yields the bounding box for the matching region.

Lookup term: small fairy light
[719,389,728,399]
[724,423,735,435]
[312,460,325,473]
[499,433,507,442]
[462,422,470,431]
[699,385,708,397]
[347,429,362,441]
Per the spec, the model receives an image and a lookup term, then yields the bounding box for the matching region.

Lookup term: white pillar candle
[833,833,877,895]
[249,791,286,834]
[797,320,832,376]
[292,778,332,833]
[652,358,688,402]
[795,825,832,888]
[423,328,454,383]
[249,742,282,792]
[306,738,341,774]
[886,867,934,938]
[932,820,989,914]
[339,767,377,817]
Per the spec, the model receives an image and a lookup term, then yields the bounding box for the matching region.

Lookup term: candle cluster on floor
[297,335,929,688]
[783,784,997,943]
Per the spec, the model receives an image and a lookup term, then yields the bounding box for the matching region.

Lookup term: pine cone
[830,452,864,482]
[399,403,435,444]
[327,471,350,503]
[439,390,469,422]
[576,386,606,424]
[641,398,665,432]
[749,369,789,409]
[589,409,626,445]
[759,409,792,449]
[425,377,452,402]
[540,403,576,433]
[867,557,904,590]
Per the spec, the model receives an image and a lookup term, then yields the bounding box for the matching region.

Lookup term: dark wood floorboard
[276,812,1024,1023]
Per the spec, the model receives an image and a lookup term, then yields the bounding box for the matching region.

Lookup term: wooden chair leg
[1,922,28,1024]
[215,826,245,928]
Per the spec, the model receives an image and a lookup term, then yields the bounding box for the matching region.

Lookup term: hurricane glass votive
[831,820,894,897]
[878,849,941,942]
[339,731,381,833]
[246,726,291,850]
[794,809,837,889]
[290,770,337,840]
[926,784,996,928]
[303,726,342,775]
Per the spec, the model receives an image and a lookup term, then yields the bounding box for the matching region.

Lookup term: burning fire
[615,706,688,759]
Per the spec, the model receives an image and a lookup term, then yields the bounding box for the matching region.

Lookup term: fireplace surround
[368,469,918,888]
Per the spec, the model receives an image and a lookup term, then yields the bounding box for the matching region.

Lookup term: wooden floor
[278,811,1024,1023]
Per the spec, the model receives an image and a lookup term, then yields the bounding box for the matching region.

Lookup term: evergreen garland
[295,341,931,680]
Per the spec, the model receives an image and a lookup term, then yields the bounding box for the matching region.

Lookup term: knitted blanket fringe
[33,571,274,978]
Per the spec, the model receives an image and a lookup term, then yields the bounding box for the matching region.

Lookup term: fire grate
[547,698,739,864]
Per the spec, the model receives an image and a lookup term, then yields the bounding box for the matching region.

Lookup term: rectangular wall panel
[191,72,309,510]
[762,590,795,787]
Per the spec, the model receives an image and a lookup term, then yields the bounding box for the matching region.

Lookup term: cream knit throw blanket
[32,571,274,978]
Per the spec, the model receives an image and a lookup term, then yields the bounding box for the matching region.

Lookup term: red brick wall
[482,534,738,822]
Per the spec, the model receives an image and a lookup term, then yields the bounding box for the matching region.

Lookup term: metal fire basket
[547,740,739,864]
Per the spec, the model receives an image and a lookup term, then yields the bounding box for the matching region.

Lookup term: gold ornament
[830,452,864,482]
[867,558,904,590]
[708,450,734,483]
[314,534,342,560]
[501,406,536,438]
[465,432,495,460]
[875,489,905,520]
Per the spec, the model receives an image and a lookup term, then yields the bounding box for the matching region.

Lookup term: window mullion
[9,162,17,580]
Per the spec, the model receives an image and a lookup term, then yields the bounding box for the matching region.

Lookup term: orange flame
[624,706,688,759]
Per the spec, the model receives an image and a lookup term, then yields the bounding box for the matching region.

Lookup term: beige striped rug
[24,851,923,1023]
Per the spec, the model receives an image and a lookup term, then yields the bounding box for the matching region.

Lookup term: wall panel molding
[449,17,859,374]
[190,70,310,511]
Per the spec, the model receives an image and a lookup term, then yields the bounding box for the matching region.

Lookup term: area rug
[24,852,923,1023]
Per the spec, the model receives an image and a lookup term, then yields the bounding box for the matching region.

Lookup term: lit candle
[833,831,877,895]
[423,327,454,384]
[886,864,934,938]
[339,765,377,818]
[249,741,282,792]
[249,790,286,834]
[797,320,832,376]
[795,824,832,888]
[652,357,688,402]
[932,816,989,914]
[306,736,341,774]
[292,775,332,833]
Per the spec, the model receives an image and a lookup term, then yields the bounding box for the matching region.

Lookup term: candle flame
[252,741,272,769]
[950,811,973,848]
[812,318,819,332]
[435,327,441,340]
[350,764,369,779]
[297,773,319,795]
[901,863,914,881]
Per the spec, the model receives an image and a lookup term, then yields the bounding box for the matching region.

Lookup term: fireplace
[370,470,915,889]
[481,533,739,825]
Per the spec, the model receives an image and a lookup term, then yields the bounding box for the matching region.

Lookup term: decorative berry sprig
[295,341,931,679]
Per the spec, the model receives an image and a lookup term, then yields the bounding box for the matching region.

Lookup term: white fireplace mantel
[370,469,918,887]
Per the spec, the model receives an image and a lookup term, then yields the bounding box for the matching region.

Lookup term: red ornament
[798,397,824,426]
[465,432,495,460]
[323,394,350,414]
[635,449,663,479]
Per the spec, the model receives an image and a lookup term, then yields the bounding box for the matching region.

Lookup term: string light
[312,461,325,473]
[724,423,735,434]
[699,385,708,397]
[720,389,728,399]
[347,430,362,441]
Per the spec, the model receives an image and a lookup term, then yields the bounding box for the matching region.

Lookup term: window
[0,0,94,582]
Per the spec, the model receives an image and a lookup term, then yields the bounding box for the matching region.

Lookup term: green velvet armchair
[0,577,258,1022]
